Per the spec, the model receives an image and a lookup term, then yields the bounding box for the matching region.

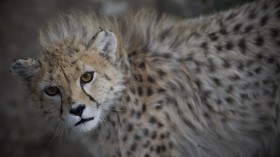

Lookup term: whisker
[51,122,64,142]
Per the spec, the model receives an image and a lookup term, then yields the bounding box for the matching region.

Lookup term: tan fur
[11,0,280,156]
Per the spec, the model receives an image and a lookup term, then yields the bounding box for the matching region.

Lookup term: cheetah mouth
[74,117,94,126]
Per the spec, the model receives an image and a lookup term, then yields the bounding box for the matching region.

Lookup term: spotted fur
[11,0,280,157]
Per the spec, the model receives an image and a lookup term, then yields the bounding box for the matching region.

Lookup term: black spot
[142,104,147,113]
[147,87,153,96]
[183,119,195,129]
[216,99,222,105]
[219,28,227,35]
[254,103,260,108]
[138,87,143,96]
[169,142,174,149]
[276,1,280,9]
[226,85,233,93]
[162,53,171,58]
[149,146,154,152]
[75,66,80,71]
[144,154,150,157]
[48,69,53,73]
[208,58,216,72]
[277,8,280,19]
[143,129,149,136]
[248,9,256,19]
[136,111,142,119]
[238,62,244,70]
[126,95,131,102]
[263,79,270,85]
[238,38,247,54]
[149,116,156,124]
[147,76,155,83]
[128,51,137,58]
[127,123,133,132]
[246,60,254,67]
[244,25,254,33]
[254,67,262,74]
[188,103,193,111]
[134,74,143,82]
[165,132,170,138]
[161,145,166,152]
[151,131,157,139]
[194,79,202,89]
[233,23,242,32]
[130,143,137,151]
[262,3,268,10]
[155,104,162,110]
[156,145,161,154]
[223,59,231,68]
[225,97,234,104]
[270,28,279,38]
[215,45,222,51]
[212,77,221,86]
[157,70,166,79]
[255,36,264,46]
[260,15,269,26]
[277,41,280,46]
[267,57,275,64]
[157,88,165,93]
[130,88,136,94]
[205,103,213,111]
[200,42,208,50]
[160,27,172,41]
[225,41,233,50]
[230,74,240,81]
[134,134,141,141]
[157,122,164,128]
[143,140,150,148]
[159,134,165,140]
[139,62,146,69]
[126,151,131,156]
[226,12,238,20]
[254,81,259,87]
[203,112,210,118]
[208,33,219,41]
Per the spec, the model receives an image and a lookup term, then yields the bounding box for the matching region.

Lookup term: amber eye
[80,71,94,84]
[45,86,59,96]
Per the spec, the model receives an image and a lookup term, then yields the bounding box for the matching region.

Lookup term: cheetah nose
[69,104,85,117]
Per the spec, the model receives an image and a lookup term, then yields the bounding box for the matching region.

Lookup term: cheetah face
[11,30,125,133]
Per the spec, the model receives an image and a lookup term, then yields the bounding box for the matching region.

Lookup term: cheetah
[10,0,280,156]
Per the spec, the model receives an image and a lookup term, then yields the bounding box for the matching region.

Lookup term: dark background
[0,0,257,157]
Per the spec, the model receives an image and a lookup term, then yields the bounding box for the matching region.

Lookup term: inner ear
[87,29,117,63]
[11,58,41,83]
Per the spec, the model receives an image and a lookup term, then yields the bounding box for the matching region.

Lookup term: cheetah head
[11,30,125,132]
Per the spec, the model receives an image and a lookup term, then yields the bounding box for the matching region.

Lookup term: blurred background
[0,0,258,156]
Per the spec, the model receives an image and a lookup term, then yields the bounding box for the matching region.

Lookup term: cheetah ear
[87,29,117,63]
[11,58,41,83]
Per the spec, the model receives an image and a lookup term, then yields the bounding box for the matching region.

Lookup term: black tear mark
[60,93,63,116]
[80,83,100,108]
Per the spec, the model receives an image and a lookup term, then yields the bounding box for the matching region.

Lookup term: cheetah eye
[45,86,59,96]
[80,71,94,84]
